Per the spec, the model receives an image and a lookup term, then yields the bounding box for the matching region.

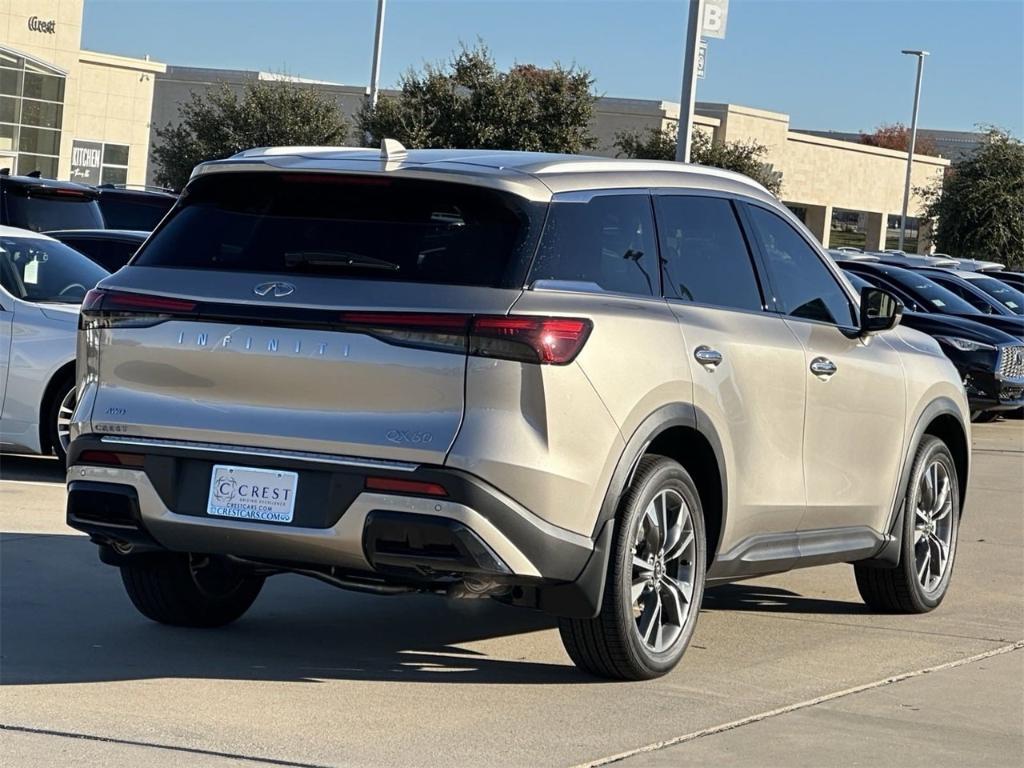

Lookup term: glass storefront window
[103,144,130,166]
[0,47,65,179]
[19,127,61,156]
[101,142,130,185]
[0,95,19,124]
[1,67,22,97]
[20,100,62,129]
[15,154,59,179]
[23,70,65,102]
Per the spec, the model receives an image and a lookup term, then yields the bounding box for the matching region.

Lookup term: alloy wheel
[914,460,955,593]
[56,387,76,456]
[630,488,697,653]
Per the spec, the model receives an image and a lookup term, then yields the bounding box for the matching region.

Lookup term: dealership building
[3,0,951,252]
[1,0,164,185]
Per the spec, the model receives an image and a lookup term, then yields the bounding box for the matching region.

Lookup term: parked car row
[0,172,176,462]
[828,252,1024,420]
[0,171,175,271]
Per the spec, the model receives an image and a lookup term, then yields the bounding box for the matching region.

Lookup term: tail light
[80,288,198,329]
[338,312,470,355]
[470,316,592,365]
[338,312,591,365]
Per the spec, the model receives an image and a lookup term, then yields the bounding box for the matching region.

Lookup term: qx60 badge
[253,281,296,298]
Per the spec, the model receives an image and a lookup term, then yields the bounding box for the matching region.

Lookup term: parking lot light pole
[899,49,928,252]
[675,0,705,163]
[367,0,387,110]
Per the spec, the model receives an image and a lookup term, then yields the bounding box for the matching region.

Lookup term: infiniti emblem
[253,281,295,298]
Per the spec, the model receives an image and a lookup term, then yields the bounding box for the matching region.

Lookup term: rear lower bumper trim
[100,435,419,472]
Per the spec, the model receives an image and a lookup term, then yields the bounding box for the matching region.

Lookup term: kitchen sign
[70,140,103,185]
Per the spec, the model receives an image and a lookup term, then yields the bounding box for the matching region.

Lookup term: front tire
[120,553,264,627]
[855,435,960,613]
[559,456,707,680]
[46,376,75,465]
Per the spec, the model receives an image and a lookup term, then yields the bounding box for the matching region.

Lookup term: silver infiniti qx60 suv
[68,145,970,680]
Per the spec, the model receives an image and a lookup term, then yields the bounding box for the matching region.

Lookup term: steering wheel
[59,283,87,298]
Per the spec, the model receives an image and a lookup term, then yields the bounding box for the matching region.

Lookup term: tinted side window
[747,206,856,326]
[655,195,762,311]
[530,194,658,296]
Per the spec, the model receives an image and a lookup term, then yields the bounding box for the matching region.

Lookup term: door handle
[810,357,838,378]
[694,346,723,368]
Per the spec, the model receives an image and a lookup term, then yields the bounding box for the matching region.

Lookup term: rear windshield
[5,185,104,232]
[98,195,175,230]
[133,173,543,288]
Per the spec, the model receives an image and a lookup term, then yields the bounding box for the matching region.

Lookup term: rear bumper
[66,434,596,586]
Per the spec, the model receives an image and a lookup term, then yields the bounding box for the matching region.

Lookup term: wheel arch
[38,359,76,455]
[595,403,728,570]
[866,396,970,568]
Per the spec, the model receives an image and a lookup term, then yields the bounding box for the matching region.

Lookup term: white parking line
[0,479,64,489]
[573,640,1024,768]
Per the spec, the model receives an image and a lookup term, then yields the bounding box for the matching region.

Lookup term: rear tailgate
[77,171,542,464]
[83,271,521,463]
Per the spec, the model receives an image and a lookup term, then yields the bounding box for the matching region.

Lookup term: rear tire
[120,553,264,627]
[854,435,959,613]
[559,456,706,680]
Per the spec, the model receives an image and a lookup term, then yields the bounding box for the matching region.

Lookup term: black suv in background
[94,185,177,230]
[0,173,104,232]
[843,270,1024,418]
[841,260,1024,340]
[46,229,148,272]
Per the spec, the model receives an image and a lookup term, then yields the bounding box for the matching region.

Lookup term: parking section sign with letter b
[703,0,729,39]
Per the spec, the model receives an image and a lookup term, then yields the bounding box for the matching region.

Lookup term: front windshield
[972,276,1024,314]
[0,236,109,304]
[886,267,981,315]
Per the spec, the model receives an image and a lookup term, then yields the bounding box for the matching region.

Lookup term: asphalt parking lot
[1,423,1021,767]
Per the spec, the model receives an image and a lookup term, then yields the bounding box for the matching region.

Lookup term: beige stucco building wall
[1,0,164,185]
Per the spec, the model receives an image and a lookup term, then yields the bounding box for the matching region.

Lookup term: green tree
[923,128,1024,267]
[152,79,349,190]
[358,43,597,153]
[614,125,783,196]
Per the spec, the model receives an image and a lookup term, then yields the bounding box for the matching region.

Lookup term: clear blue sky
[82,0,1024,135]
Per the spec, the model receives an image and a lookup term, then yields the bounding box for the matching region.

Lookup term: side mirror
[860,286,903,336]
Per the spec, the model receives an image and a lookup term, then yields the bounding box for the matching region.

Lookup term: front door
[743,203,907,534]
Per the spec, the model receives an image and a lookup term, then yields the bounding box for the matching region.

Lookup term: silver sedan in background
[0,226,108,463]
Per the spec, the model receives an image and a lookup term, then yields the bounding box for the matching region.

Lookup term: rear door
[82,171,542,464]
[743,203,907,535]
[654,192,809,544]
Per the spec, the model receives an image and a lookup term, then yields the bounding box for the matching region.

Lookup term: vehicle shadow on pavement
[0,455,65,484]
[2,532,870,688]
[1,532,606,687]
[703,583,867,614]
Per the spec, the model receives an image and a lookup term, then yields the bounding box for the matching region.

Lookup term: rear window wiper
[284,250,400,271]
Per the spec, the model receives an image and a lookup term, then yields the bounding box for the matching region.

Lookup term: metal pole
[367,0,387,109]
[899,50,928,251]
[675,0,705,163]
